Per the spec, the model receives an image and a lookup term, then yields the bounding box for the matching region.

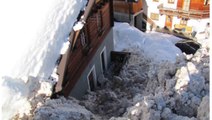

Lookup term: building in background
[142,0,210,33]
[113,0,144,31]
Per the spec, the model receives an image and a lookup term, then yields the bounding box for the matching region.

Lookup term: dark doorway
[87,66,96,91]
[142,20,147,32]
[100,47,107,73]
[101,51,106,72]
[88,71,95,91]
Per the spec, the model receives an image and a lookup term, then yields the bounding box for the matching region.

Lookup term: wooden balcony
[158,4,210,19]
[113,0,142,14]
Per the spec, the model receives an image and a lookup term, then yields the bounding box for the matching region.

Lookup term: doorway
[87,65,96,91]
[100,47,107,73]
[165,15,173,29]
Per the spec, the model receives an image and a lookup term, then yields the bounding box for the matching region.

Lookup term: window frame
[168,0,174,4]
[153,0,159,2]
[180,18,188,25]
[100,46,107,73]
[204,0,210,5]
[87,65,97,91]
[150,13,159,21]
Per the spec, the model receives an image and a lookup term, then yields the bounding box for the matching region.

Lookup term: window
[97,11,103,36]
[168,0,174,4]
[80,28,91,55]
[180,18,188,25]
[167,16,172,22]
[153,0,159,2]
[150,13,159,20]
[80,30,86,46]
[95,0,101,3]
[204,0,210,5]
[183,0,190,11]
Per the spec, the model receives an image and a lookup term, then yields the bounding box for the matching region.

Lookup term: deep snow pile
[34,97,96,120]
[113,23,183,63]
[33,23,209,120]
[80,45,209,120]
[0,0,87,119]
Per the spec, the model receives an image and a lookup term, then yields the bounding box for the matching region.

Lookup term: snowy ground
[31,23,209,120]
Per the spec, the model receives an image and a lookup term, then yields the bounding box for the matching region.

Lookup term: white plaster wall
[172,16,181,28]
[143,0,179,30]
[187,18,210,33]
[142,0,209,32]
[163,0,178,9]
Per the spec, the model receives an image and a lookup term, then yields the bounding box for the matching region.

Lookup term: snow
[73,21,86,31]
[32,22,209,120]
[197,96,209,120]
[0,0,87,119]
[34,97,96,120]
[0,1,210,119]
[113,22,183,63]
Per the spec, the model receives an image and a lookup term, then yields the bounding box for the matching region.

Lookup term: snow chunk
[34,97,96,120]
[197,96,209,120]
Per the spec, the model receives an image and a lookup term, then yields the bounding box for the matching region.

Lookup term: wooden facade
[113,0,142,14]
[177,0,210,11]
[55,0,113,97]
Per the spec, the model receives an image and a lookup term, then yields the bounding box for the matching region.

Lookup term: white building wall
[163,0,178,9]
[187,18,210,33]
[172,16,181,28]
[143,0,179,31]
[143,0,209,32]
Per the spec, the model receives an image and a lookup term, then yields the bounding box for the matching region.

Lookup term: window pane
[168,0,174,4]
[150,13,159,20]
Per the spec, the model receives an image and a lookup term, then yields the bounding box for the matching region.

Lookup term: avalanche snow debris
[197,96,209,120]
[34,97,96,120]
[17,22,209,120]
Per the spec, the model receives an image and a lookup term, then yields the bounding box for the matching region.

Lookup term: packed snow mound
[34,97,96,120]
[77,23,209,119]
[79,42,209,119]
[197,96,209,120]
[8,21,208,119]
[1,77,53,119]
[29,22,209,120]
[113,22,183,63]
[0,0,87,119]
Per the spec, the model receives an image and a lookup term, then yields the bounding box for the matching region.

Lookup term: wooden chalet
[158,0,210,31]
[54,0,114,99]
[113,0,143,14]
[113,0,143,30]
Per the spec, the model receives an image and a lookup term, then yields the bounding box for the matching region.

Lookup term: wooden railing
[158,4,210,19]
